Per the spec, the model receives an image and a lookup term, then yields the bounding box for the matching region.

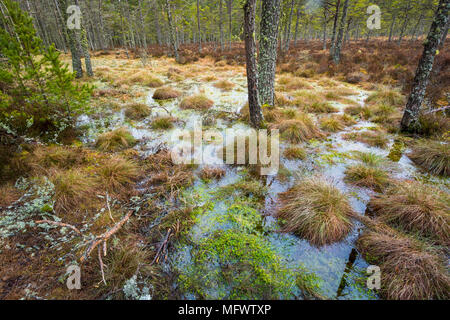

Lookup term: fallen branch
[149,104,172,116]
[35,219,82,236]
[80,210,133,263]
[150,229,172,265]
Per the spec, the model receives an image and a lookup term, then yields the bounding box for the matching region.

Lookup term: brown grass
[275,114,324,143]
[0,184,22,207]
[199,166,226,181]
[357,223,450,300]
[277,176,355,246]
[96,156,140,194]
[213,80,235,91]
[344,164,391,192]
[409,140,449,177]
[152,87,181,99]
[124,103,151,120]
[343,129,389,148]
[369,181,450,244]
[96,128,137,152]
[180,94,214,110]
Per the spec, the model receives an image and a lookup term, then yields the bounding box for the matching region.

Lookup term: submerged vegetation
[0,0,449,302]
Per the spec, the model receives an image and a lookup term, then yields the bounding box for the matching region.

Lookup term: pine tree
[0,0,92,139]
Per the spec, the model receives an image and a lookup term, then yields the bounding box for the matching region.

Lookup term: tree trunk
[330,0,341,55]
[400,0,449,132]
[196,0,202,52]
[219,0,224,50]
[154,1,162,46]
[322,8,328,50]
[139,0,147,50]
[439,20,449,48]
[164,0,179,62]
[58,0,83,78]
[388,12,397,42]
[293,4,301,46]
[332,0,349,64]
[227,0,233,49]
[243,0,263,128]
[284,0,295,51]
[258,0,281,106]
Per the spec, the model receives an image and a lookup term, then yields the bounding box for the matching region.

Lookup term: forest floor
[0,45,449,300]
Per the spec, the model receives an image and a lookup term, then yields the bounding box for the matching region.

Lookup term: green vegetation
[0,0,92,140]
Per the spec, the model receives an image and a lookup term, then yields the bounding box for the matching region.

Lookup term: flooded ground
[71,55,446,300]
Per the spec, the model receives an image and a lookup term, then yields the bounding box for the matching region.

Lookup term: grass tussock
[199,166,226,181]
[277,177,355,246]
[145,150,194,198]
[365,87,405,107]
[96,156,139,194]
[150,117,175,130]
[409,140,449,177]
[276,114,324,143]
[124,103,151,120]
[51,169,98,212]
[96,128,137,152]
[320,116,344,132]
[180,94,214,110]
[277,75,313,91]
[284,146,307,160]
[369,182,450,244]
[304,102,338,114]
[357,224,450,300]
[343,129,389,148]
[213,79,234,91]
[152,87,181,100]
[344,164,390,192]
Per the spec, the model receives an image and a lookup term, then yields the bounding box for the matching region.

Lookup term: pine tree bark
[243,0,263,128]
[284,0,295,51]
[258,0,281,106]
[196,0,202,52]
[58,0,83,78]
[330,0,341,55]
[164,0,179,62]
[139,0,147,49]
[293,4,301,46]
[219,0,224,50]
[332,0,349,64]
[400,0,449,132]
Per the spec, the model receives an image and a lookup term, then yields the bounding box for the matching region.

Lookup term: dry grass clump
[51,169,98,212]
[344,164,390,192]
[145,150,194,198]
[277,177,355,246]
[213,79,235,91]
[343,129,389,148]
[284,146,307,160]
[408,140,449,177]
[365,87,405,107]
[180,94,214,110]
[199,166,226,181]
[277,75,313,91]
[276,114,324,143]
[0,184,22,207]
[291,90,326,108]
[344,105,372,118]
[28,145,86,172]
[152,87,181,99]
[320,116,344,132]
[369,182,450,244]
[96,128,137,152]
[338,113,357,126]
[150,116,175,130]
[304,102,338,114]
[357,224,450,300]
[416,112,450,137]
[96,156,140,194]
[116,71,164,88]
[124,103,151,120]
